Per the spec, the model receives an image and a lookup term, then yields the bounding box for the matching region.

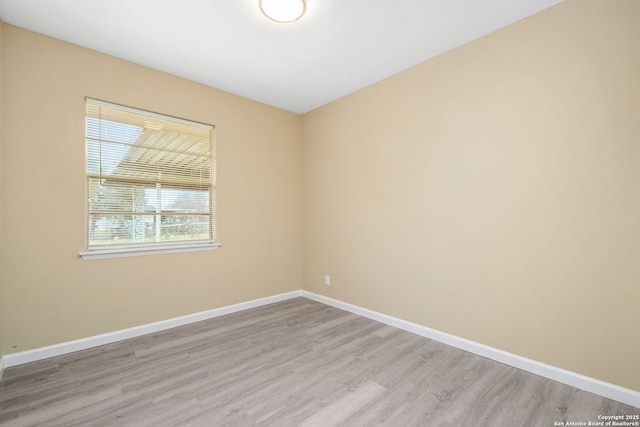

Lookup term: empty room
[0,0,638,425]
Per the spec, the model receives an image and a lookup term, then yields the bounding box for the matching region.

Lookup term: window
[80,99,219,260]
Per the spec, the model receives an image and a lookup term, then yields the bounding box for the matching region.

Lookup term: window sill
[79,242,222,260]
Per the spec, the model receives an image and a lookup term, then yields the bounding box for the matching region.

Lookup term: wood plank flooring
[0,297,637,426]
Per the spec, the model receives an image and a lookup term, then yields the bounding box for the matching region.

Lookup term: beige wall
[302,0,640,391]
[0,18,5,359]
[0,25,303,354]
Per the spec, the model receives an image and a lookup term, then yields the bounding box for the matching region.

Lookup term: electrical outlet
[324,275,331,286]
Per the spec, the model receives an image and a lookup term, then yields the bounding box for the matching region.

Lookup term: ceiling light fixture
[259,0,307,23]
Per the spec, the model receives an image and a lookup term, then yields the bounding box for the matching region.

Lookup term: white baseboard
[1,290,303,371]
[1,289,638,408]
[301,291,640,409]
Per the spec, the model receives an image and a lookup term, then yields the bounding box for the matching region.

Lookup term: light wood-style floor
[0,298,637,426]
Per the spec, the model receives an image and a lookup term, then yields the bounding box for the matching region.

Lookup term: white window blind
[85,99,215,253]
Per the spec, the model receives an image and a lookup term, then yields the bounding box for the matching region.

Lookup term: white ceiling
[0,0,565,114]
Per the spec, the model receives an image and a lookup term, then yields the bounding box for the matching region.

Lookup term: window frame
[79,98,221,260]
